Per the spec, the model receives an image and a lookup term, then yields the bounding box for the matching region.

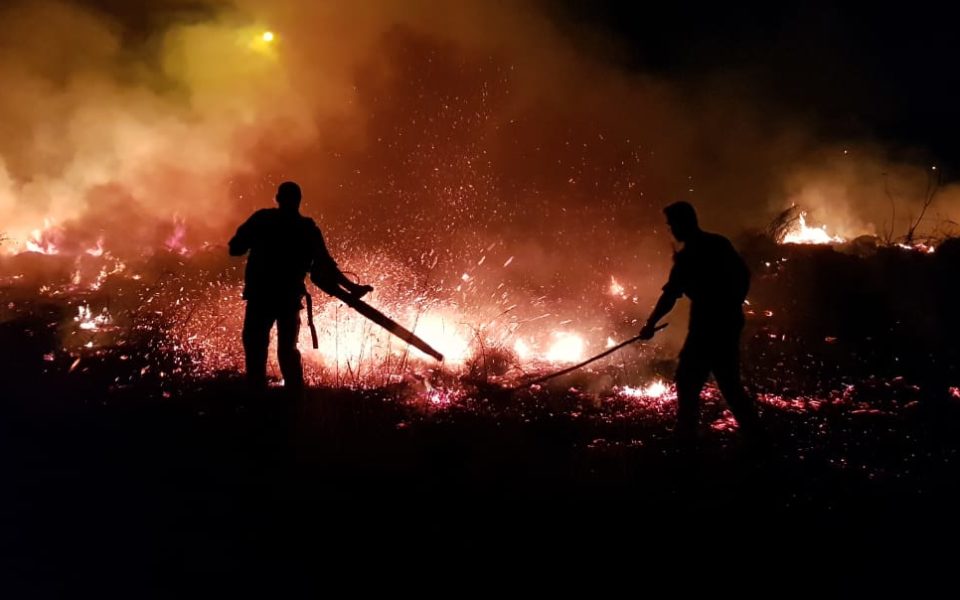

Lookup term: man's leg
[276,306,304,390]
[242,302,274,390]
[712,331,761,436]
[675,339,710,440]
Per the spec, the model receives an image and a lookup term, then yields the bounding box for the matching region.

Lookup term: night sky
[556,1,960,171]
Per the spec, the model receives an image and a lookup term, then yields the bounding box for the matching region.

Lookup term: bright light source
[261,31,275,42]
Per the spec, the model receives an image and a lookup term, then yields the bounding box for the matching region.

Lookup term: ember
[620,379,670,400]
[75,304,111,331]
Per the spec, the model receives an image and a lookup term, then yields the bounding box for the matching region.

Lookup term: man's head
[276,181,302,211]
[663,201,699,242]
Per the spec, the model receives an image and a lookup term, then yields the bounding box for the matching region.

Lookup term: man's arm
[639,257,685,339]
[228,213,259,256]
[310,224,373,298]
[639,290,679,339]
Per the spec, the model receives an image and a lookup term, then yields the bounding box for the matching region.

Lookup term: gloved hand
[353,284,374,298]
[638,322,658,341]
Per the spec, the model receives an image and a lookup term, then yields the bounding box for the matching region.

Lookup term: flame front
[781,212,845,245]
[545,332,585,364]
[620,379,670,400]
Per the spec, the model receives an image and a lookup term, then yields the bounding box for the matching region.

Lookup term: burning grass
[2,216,957,427]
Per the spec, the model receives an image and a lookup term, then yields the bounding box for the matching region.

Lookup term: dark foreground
[4,373,960,597]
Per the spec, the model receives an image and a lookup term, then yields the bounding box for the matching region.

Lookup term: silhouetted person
[926,237,960,407]
[229,181,372,391]
[639,201,761,441]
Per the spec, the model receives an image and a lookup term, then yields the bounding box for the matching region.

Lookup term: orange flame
[609,275,626,298]
[620,379,670,399]
[75,304,111,331]
[781,212,844,245]
[545,332,585,363]
[25,220,62,255]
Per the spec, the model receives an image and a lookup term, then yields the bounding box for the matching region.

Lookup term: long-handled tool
[515,324,668,388]
[309,285,444,362]
[304,292,320,349]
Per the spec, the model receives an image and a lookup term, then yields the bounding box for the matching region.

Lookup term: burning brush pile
[738,205,960,403]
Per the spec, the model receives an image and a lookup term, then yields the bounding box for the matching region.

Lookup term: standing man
[229,181,372,391]
[638,201,761,441]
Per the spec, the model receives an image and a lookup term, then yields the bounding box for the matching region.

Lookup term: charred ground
[3,238,960,594]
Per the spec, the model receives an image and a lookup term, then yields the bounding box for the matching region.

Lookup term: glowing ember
[427,390,448,405]
[423,381,462,406]
[609,276,626,298]
[896,242,936,254]
[620,379,670,399]
[781,212,844,245]
[87,261,127,291]
[709,411,739,432]
[75,304,111,331]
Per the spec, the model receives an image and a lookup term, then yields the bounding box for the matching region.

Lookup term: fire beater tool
[514,323,668,389]
[307,283,445,362]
